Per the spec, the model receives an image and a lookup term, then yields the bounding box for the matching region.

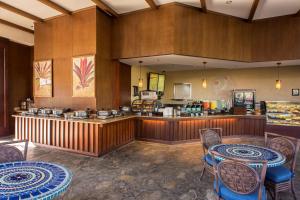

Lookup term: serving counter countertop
[12,114,136,126]
[12,114,266,125]
[138,114,266,120]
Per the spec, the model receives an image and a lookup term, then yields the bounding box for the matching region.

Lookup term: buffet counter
[13,115,136,157]
[136,115,266,143]
[13,114,266,156]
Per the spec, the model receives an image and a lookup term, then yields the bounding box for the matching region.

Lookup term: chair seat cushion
[266,166,294,183]
[214,181,266,200]
[203,154,215,166]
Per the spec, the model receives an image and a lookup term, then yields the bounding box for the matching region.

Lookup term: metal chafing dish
[73,110,90,119]
[38,108,52,116]
[50,108,69,117]
[96,110,113,119]
[23,107,39,116]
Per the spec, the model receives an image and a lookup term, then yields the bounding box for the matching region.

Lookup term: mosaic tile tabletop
[209,144,286,168]
[0,161,72,200]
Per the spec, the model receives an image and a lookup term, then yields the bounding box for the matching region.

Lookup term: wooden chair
[199,128,222,179]
[264,132,300,200]
[211,150,268,200]
[0,140,29,163]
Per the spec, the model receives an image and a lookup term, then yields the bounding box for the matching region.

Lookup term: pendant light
[138,61,143,88]
[202,61,207,89]
[275,62,282,90]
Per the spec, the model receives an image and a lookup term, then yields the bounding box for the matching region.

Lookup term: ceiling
[0,0,299,46]
[120,54,300,71]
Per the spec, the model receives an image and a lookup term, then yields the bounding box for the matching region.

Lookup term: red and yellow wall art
[72,55,95,97]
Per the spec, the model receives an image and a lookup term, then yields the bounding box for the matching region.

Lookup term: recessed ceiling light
[226,0,232,4]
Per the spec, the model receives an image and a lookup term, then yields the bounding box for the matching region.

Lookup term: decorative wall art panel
[72,55,95,97]
[33,60,53,97]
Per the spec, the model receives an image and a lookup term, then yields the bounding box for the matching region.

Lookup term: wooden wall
[251,16,300,62]
[0,38,32,136]
[173,5,252,61]
[8,42,33,135]
[112,4,175,59]
[34,8,97,109]
[34,8,131,110]
[112,3,300,62]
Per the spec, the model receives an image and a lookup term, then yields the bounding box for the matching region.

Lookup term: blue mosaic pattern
[0,161,72,200]
[209,144,286,168]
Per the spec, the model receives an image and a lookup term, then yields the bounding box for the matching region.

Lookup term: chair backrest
[211,150,267,200]
[0,140,28,163]
[200,128,222,152]
[265,132,299,172]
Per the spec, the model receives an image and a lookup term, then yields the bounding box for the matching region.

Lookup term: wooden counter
[135,115,266,144]
[13,114,266,156]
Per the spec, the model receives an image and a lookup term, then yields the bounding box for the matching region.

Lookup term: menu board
[148,73,165,92]
[157,74,165,92]
[149,73,158,91]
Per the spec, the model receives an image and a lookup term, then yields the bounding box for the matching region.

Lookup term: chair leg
[267,188,274,200]
[274,190,279,200]
[200,165,206,180]
[291,180,297,200]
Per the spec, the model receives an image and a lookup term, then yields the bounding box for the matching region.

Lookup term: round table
[0,161,72,200]
[208,144,286,168]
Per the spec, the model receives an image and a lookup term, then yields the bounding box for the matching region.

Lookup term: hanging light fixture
[202,61,207,89]
[138,61,143,88]
[275,62,282,90]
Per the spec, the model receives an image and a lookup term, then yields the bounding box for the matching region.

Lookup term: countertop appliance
[232,89,256,114]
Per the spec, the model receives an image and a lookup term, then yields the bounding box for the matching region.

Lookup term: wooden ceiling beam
[37,0,71,15]
[145,0,158,9]
[200,0,207,13]
[248,0,260,21]
[90,0,118,17]
[0,19,34,34]
[0,2,43,22]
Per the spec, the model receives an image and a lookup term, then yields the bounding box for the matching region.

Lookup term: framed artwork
[292,89,299,96]
[33,60,53,97]
[72,55,95,97]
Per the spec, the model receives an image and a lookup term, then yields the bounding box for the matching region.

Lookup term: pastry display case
[266,101,300,126]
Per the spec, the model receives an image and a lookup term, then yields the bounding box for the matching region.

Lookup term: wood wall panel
[251,16,300,61]
[34,9,97,110]
[112,5,175,59]
[0,39,32,137]
[112,3,300,62]
[173,5,252,61]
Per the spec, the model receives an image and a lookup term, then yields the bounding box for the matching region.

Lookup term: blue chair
[265,132,300,200]
[211,150,268,200]
[199,128,222,179]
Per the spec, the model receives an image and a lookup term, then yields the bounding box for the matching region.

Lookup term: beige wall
[162,66,300,102]
[131,65,158,101]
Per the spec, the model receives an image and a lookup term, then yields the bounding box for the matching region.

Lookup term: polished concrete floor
[1,137,300,200]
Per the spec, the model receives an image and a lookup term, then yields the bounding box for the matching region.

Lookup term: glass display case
[266,101,300,126]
